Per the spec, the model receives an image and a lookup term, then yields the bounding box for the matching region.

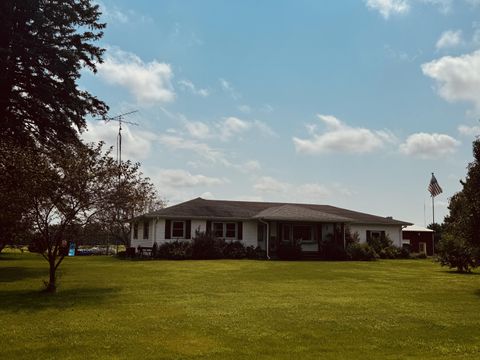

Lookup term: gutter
[258,218,270,260]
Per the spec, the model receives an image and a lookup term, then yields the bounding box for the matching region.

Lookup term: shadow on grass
[0,267,47,283]
[0,287,121,312]
[443,269,480,276]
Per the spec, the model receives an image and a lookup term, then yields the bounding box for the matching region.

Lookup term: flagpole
[432,195,435,225]
[432,172,435,225]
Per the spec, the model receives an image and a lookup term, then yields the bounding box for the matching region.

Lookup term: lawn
[1,254,479,359]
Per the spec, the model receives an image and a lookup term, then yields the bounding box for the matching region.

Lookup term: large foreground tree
[0,0,108,251]
[0,0,108,147]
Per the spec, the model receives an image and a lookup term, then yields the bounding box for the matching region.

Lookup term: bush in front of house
[277,242,302,260]
[222,241,247,259]
[157,240,193,260]
[191,231,225,259]
[346,242,378,261]
[320,235,347,260]
[246,246,266,260]
[435,234,479,273]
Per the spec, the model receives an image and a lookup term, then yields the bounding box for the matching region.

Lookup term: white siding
[349,224,403,247]
[191,220,206,237]
[242,220,258,247]
[131,220,154,248]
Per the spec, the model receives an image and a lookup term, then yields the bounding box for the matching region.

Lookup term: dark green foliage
[410,252,427,260]
[277,242,303,260]
[223,241,247,259]
[435,234,479,273]
[345,242,378,261]
[397,246,411,259]
[157,241,193,260]
[246,246,266,260]
[444,139,480,248]
[191,231,224,259]
[0,0,108,148]
[378,246,401,259]
[152,242,158,258]
[367,233,393,254]
[320,234,347,260]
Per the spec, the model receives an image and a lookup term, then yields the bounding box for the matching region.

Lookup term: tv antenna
[102,110,139,165]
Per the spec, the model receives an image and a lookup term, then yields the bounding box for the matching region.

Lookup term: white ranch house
[131,198,412,258]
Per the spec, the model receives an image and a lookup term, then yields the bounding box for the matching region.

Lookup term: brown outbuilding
[402,225,435,256]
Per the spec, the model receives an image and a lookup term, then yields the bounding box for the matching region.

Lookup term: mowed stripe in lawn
[0,254,479,359]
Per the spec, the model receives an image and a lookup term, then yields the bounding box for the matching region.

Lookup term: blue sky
[81,0,480,225]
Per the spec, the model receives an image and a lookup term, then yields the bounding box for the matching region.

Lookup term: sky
[80,0,480,226]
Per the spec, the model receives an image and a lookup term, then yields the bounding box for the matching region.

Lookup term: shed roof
[403,225,434,232]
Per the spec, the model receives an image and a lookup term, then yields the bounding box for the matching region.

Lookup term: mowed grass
[1,254,480,359]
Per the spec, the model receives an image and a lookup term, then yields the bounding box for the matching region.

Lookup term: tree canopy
[0,0,108,147]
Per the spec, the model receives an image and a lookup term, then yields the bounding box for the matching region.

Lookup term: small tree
[436,234,479,273]
[26,143,115,292]
[94,160,166,248]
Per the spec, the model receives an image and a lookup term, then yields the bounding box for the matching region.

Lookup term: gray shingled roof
[139,197,411,225]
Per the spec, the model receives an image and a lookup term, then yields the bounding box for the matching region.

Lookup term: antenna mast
[102,110,139,166]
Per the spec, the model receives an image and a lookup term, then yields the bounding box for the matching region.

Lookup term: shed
[402,225,435,256]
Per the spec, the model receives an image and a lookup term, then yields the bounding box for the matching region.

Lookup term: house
[131,197,412,258]
[402,225,435,256]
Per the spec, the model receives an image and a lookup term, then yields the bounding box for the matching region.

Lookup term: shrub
[152,241,158,258]
[346,242,378,261]
[192,231,224,259]
[410,252,427,260]
[117,251,127,259]
[435,234,479,273]
[277,242,302,260]
[223,241,247,259]
[126,247,136,258]
[397,246,411,259]
[246,246,266,260]
[320,235,347,260]
[367,233,393,254]
[378,245,401,259]
[158,241,192,260]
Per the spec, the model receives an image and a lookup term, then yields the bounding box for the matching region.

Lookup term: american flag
[428,173,443,197]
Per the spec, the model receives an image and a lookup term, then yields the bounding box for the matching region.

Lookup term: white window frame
[171,221,186,239]
[212,222,237,239]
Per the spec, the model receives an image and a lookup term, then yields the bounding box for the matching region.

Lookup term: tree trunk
[45,259,57,293]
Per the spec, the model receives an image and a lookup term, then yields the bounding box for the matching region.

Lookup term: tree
[94,160,167,248]
[438,138,480,272]
[0,0,108,251]
[26,142,115,292]
[0,0,108,148]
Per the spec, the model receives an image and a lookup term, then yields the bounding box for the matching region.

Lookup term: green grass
[1,254,479,359]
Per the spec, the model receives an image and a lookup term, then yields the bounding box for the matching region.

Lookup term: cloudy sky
[81,0,480,226]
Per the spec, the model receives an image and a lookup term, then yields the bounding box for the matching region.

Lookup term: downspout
[153,217,157,246]
[258,218,270,260]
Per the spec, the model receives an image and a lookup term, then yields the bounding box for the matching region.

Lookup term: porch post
[342,223,346,249]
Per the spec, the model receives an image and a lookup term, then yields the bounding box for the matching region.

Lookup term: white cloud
[83,120,155,160]
[421,50,480,112]
[366,0,410,19]
[178,80,209,97]
[184,121,211,140]
[97,48,175,104]
[215,117,276,140]
[436,30,463,50]
[399,132,460,158]
[293,114,396,155]
[219,117,251,139]
[154,169,226,188]
[458,124,480,136]
[253,176,351,202]
[158,134,229,164]
[97,1,128,23]
[219,78,241,100]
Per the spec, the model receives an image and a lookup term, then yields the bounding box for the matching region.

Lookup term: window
[133,223,138,239]
[143,222,149,239]
[293,225,313,243]
[213,222,224,238]
[213,222,237,239]
[370,231,382,241]
[172,221,185,238]
[225,223,236,238]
